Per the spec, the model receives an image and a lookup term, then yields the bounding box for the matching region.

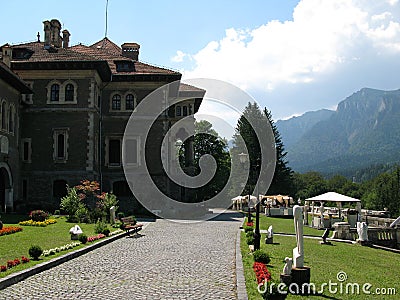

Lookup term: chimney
[121,43,140,61]
[43,20,51,46]
[1,44,12,68]
[62,30,70,48]
[50,19,62,48]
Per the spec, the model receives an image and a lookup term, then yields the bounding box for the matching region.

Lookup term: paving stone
[0,212,244,299]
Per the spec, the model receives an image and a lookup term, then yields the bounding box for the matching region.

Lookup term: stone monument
[356,222,369,245]
[110,206,116,224]
[265,225,273,244]
[290,205,311,290]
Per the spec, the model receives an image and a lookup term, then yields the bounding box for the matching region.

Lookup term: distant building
[0,19,204,213]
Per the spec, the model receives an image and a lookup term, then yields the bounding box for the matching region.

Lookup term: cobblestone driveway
[0,211,243,300]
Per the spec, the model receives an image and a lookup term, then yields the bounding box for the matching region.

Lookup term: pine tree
[263,108,294,195]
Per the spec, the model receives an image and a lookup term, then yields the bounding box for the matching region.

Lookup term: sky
[1,0,400,137]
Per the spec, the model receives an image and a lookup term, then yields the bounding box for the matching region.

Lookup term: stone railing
[331,222,399,249]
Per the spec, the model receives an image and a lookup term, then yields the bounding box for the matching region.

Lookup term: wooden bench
[120,217,143,236]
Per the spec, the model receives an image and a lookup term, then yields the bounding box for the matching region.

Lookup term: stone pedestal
[332,222,352,240]
[291,266,311,291]
[265,237,273,244]
[280,274,291,286]
[71,234,79,240]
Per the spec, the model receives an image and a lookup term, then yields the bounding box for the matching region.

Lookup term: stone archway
[0,163,12,213]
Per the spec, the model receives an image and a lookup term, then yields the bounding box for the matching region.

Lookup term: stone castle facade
[0,19,203,214]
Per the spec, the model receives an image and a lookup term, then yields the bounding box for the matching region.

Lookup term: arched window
[112,94,121,110]
[65,84,74,101]
[1,102,7,130]
[50,84,60,101]
[8,105,14,134]
[126,94,135,110]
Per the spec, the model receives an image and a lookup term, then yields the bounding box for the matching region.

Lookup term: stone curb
[0,223,150,291]
[236,218,248,300]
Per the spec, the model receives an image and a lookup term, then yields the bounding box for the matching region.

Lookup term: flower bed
[0,226,23,236]
[253,262,271,285]
[1,256,30,272]
[87,233,105,242]
[42,242,81,257]
[19,219,57,227]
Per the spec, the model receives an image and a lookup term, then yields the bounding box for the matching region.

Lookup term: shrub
[246,231,255,238]
[0,220,3,230]
[54,210,60,215]
[117,212,125,220]
[102,228,110,236]
[78,234,88,244]
[28,245,43,260]
[94,220,108,234]
[29,210,49,222]
[253,250,271,265]
[246,235,255,245]
[244,226,254,233]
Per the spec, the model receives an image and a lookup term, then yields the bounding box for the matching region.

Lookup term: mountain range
[276,88,400,175]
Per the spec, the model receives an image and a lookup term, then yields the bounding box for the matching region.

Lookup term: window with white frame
[111,94,121,111]
[53,129,69,162]
[47,80,77,104]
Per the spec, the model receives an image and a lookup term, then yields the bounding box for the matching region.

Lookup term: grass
[242,217,400,299]
[0,215,118,278]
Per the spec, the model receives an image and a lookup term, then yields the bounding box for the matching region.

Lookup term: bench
[120,217,143,236]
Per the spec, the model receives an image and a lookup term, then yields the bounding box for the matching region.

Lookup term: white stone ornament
[293,205,304,268]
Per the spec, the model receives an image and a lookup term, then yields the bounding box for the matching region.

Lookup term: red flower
[0,226,23,236]
[21,256,30,263]
[246,222,254,227]
[253,262,271,285]
[13,258,21,265]
[7,260,15,268]
[0,265,7,272]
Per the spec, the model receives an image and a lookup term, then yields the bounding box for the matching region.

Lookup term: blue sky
[2,0,400,138]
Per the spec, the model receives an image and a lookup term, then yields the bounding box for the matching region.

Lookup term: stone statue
[303,201,309,225]
[293,205,304,268]
[283,257,293,275]
[110,206,116,224]
[356,222,368,242]
[267,225,273,239]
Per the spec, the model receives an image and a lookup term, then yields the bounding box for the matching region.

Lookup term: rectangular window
[22,138,32,163]
[124,138,138,164]
[176,105,181,117]
[183,106,188,116]
[109,139,121,166]
[53,129,68,162]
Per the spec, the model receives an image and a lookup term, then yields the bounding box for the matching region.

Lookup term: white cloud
[179,0,400,93]
[171,50,187,63]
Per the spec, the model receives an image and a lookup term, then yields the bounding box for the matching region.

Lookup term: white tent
[306,192,361,203]
[306,192,361,228]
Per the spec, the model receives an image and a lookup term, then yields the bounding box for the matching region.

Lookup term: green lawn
[242,217,400,299]
[0,215,118,278]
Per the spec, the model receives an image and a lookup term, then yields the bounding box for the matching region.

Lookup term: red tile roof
[8,38,180,77]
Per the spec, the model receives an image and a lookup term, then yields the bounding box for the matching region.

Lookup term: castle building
[0,19,204,213]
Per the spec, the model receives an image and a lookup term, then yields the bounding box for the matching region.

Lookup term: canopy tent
[305,192,361,228]
[306,192,361,203]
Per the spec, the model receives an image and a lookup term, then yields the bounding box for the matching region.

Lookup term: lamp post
[239,153,252,223]
[254,158,261,251]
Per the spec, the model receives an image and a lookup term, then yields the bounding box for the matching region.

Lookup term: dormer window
[115,61,134,72]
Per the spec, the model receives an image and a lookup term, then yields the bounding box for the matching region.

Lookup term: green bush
[28,245,43,260]
[78,234,88,244]
[54,209,60,215]
[102,228,110,236]
[246,235,255,245]
[117,212,125,220]
[253,249,271,265]
[244,226,254,233]
[246,231,254,238]
[94,220,108,234]
[29,210,48,222]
